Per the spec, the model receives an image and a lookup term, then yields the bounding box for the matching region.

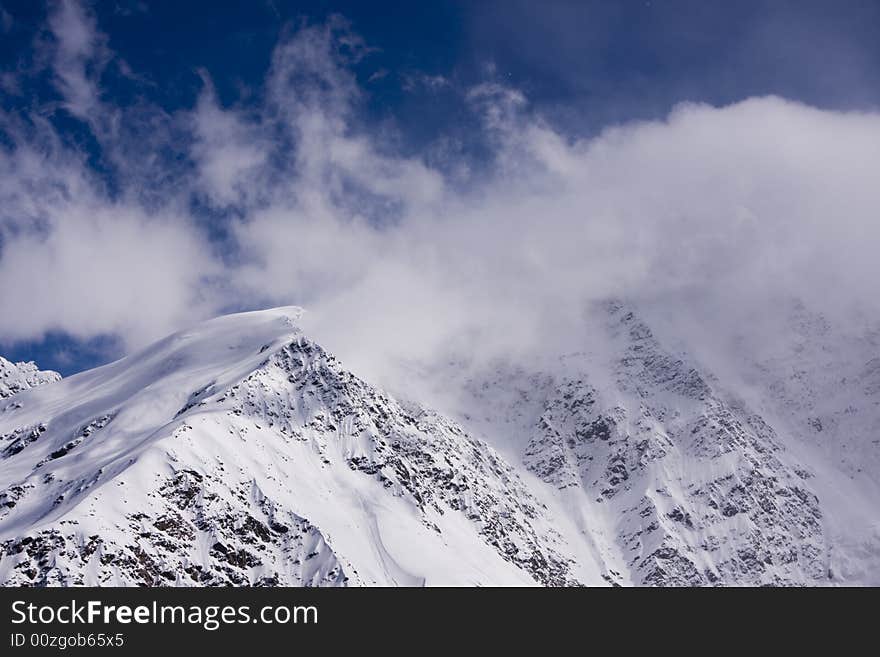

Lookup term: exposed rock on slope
[0,357,60,400]
[522,303,826,585]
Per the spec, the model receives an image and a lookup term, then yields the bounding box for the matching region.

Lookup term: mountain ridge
[1,303,878,586]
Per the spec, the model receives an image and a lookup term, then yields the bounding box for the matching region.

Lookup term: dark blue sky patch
[1,330,123,376]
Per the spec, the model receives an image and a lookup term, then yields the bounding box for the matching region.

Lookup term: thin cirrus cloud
[1,0,879,391]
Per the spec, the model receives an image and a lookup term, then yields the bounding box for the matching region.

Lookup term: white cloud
[401,72,450,92]
[47,0,109,122]
[3,4,880,394]
[0,154,218,346]
[189,74,270,208]
[283,93,880,388]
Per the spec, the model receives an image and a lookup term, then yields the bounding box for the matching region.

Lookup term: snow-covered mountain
[1,304,878,586]
[0,308,591,586]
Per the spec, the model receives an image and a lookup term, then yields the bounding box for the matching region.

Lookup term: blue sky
[2,1,880,377]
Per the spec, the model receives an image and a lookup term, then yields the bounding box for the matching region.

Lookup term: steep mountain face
[712,301,880,583]
[521,303,827,585]
[444,301,880,586]
[0,357,61,401]
[739,302,880,486]
[0,308,583,586]
[1,303,878,586]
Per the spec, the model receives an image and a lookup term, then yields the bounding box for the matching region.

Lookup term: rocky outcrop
[0,357,60,400]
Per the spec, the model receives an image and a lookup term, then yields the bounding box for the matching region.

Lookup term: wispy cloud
[47,0,110,122]
[0,7,13,34]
